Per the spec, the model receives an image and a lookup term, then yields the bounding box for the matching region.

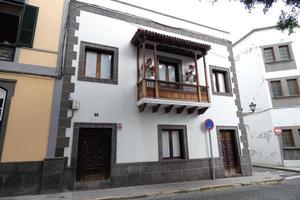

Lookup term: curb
[253,164,300,173]
[92,178,283,200]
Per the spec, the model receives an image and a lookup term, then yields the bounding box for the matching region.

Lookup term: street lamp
[249,102,256,113]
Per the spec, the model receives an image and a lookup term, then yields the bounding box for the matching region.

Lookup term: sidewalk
[0,170,283,200]
[253,163,300,173]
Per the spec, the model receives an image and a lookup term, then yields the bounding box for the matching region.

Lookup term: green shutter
[17,4,38,48]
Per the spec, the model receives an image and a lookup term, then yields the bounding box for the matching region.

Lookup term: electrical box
[72,99,80,110]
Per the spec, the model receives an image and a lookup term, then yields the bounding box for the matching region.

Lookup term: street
[138,168,300,200]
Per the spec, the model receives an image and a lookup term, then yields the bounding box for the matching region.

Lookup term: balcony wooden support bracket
[187,107,197,115]
[152,104,161,113]
[165,105,173,114]
[139,103,147,112]
[177,106,186,114]
[198,107,209,115]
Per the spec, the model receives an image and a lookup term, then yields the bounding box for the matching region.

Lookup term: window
[271,81,282,97]
[158,125,188,160]
[162,129,182,159]
[286,79,299,96]
[0,2,38,61]
[79,42,119,84]
[282,129,295,147]
[85,50,112,79]
[157,57,180,82]
[212,69,229,93]
[279,45,291,61]
[0,2,38,47]
[263,47,275,63]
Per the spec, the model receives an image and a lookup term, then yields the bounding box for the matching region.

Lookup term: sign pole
[208,129,216,180]
[204,119,216,180]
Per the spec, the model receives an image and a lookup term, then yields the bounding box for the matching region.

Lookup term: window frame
[261,43,296,72]
[263,47,276,63]
[158,125,189,161]
[286,78,299,96]
[209,65,232,97]
[157,56,182,83]
[278,45,291,61]
[84,49,113,79]
[270,80,283,97]
[282,129,295,148]
[78,41,119,85]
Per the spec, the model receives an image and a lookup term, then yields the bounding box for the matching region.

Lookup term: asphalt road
[138,168,300,200]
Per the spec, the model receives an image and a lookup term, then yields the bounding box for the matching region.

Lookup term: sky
[114,0,286,42]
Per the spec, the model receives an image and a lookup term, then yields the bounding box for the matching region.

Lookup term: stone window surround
[78,41,119,85]
[209,65,233,97]
[260,42,296,72]
[157,124,189,161]
[267,76,300,99]
[0,78,16,160]
[277,126,300,160]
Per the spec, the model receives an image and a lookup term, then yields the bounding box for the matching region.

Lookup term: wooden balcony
[138,79,209,102]
[132,29,211,115]
[137,79,210,114]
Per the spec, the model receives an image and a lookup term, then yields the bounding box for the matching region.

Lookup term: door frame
[0,78,16,161]
[216,126,243,176]
[70,123,117,185]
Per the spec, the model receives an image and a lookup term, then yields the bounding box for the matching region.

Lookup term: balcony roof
[131,29,211,58]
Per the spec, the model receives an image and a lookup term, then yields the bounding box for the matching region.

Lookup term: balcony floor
[137,97,210,114]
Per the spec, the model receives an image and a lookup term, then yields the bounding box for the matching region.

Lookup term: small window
[282,129,295,147]
[271,81,282,97]
[263,47,275,63]
[79,42,118,84]
[279,45,291,61]
[84,50,112,79]
[212,69,229,93]
[162,129,183,159]
[286,79,299,96]
[158,125,188,160]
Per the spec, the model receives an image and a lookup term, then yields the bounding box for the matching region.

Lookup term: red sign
[274,128,282,135]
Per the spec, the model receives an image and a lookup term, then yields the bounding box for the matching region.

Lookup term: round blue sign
[204,119,214,130]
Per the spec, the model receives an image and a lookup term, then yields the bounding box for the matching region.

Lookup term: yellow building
[0,0,67,196]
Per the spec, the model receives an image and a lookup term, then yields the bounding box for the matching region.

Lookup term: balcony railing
[137,79,209,103]
[0,44,15,62]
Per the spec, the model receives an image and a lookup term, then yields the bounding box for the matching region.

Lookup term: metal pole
[208,130,216,180]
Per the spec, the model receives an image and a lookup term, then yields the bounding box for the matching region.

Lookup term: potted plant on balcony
[145,58,155,79]
[184,64,196,84]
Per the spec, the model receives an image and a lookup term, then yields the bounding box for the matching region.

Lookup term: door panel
[76,128,111,182]
[220,130,239,176]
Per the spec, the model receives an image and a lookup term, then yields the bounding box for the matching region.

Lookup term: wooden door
[220,130,239,176]
[76,128,111,182]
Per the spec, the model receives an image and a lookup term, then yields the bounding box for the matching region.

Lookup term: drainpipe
[46,0,73,158]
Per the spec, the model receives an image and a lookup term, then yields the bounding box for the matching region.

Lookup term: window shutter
[17,4,38,48]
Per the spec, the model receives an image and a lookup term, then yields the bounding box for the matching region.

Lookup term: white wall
[234,27,300,167]
[244,111,283,166]
[64,9,241,165]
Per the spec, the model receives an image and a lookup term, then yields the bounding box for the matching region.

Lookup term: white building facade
[234,26,300,167]
[57,0,251,189]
